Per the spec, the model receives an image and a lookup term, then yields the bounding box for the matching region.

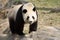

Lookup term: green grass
[14,0,20,2]
[29,0,60,7]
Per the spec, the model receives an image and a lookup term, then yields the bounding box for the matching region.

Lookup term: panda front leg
[29,21,37,33]
[17,23,25,35]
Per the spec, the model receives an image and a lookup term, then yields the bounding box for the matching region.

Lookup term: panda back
[8,4,23,20]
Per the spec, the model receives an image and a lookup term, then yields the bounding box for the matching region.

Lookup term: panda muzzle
[29,21,32,24]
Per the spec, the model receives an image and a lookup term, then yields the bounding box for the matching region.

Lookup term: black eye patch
[22,9,27,13]
[32,16,35,19]
[33,7,36,11]
[27,16,29,20]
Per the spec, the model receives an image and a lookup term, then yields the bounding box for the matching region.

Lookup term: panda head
[22,3,37,24]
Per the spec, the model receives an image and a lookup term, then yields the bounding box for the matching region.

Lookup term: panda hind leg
[9,19,16,34]
[29,21,37,33]
[9,19,25,35]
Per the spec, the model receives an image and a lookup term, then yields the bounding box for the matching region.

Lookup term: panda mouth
[29,21,32,24]
[25,21,32,24]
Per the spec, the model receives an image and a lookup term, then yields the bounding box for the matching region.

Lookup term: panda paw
[18,32,25,36]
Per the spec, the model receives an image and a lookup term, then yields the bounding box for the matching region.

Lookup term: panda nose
[29,21,32,24]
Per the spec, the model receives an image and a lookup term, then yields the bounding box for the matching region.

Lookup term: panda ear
[33,7,36,11]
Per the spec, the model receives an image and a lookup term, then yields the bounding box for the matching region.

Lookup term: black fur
[29,21,37,33]
[22,9,27,13]
[33,7,36,11]
[9,5,38,35]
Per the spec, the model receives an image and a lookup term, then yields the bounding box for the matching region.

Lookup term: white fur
[22,3,37,24]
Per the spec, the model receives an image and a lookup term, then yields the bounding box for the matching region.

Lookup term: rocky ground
[0,18,60,40]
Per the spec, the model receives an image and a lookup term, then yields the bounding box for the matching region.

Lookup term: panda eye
[23,9,27,13]
[33,7,36,11]
[27,16,29,20]
[32,16,35,19]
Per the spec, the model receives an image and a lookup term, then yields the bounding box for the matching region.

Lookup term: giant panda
[8,3,38,35]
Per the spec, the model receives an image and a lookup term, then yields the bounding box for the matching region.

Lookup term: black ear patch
[22,9,27,13]
[33,7,36,11]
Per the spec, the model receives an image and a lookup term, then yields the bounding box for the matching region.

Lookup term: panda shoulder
[7,4,23,19]
[12,4,23,9]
